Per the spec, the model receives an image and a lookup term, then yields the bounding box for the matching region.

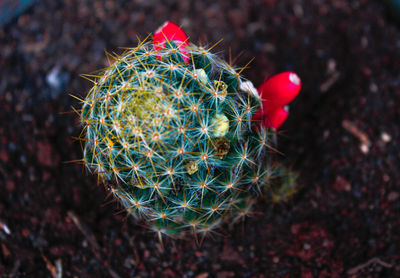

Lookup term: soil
[0,0,399,277]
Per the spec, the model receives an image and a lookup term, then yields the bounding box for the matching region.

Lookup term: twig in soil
[67,211,100,257]
[320,72,340,92]
[10,259,21,277]
[55,259,62,278]
[0,219,11,235]
[67,212,123,277]
[42,256,62,278]
[108,268,122,278]
[347,257,393,275]
[1,243,10,260]
[342,120,371,154]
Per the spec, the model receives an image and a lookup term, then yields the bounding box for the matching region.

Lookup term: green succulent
[79,38,277,240]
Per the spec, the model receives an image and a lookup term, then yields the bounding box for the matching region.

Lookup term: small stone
[21,228,30,238]
[303,243,311,250]
[212,263,221,270]
[293,4,304,17]
[327,58,336,74]
[388,192,399,202]
[0,149,9,163]
[217,271,235,278]
[333,176,351,192]
[361,36,368,48]
[360,143,369,154]
[369,82,378,93]
[381,132,391,143]
[6,181,15,191]
[37,141,59,167]
[195,273,209,278]
[383,174,390,182]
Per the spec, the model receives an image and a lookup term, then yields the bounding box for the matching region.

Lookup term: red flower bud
[252,72,301,129]
[258,72,301,111]
[263,107,289,129]
[153,21,189,63]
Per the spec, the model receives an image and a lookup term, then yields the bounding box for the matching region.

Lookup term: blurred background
[0,0,400,277]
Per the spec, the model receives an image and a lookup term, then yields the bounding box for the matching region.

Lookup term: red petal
[263,107,289,130]
[258,71,301,111]
[153,21,189,63]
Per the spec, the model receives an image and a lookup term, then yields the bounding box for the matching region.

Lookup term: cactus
[78,22,300,240]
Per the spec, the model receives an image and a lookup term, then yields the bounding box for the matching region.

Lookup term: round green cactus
[80,38,275,239]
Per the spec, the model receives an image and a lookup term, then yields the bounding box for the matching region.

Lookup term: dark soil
[1,0,399,277]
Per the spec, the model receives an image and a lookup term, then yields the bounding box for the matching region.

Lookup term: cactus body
[81,38,275,238]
